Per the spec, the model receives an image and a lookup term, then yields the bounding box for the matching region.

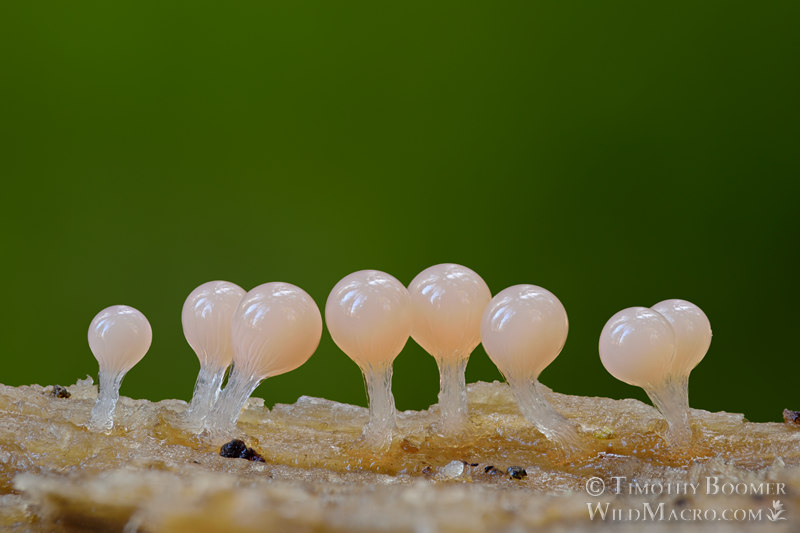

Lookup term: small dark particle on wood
[484,465,499,474]
[220,439,247,458]
[469,463,479,467]
[507,466,527,480]
[241,447,265,462]
[51,385,71,399]
[219,439,265,462]
[783,409,800,425]
[421,466,433,476]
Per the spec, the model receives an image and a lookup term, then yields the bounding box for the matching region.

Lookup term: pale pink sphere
[651,299,711,377]
[480,285,568,380]
[88,305,152,374]
[182,280,246,369]
[231,282,322,379]
[599,307,676,388]
[325,270,411,369]
[408,263,491,361]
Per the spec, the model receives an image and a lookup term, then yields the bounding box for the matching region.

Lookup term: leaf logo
[767,500,787,522]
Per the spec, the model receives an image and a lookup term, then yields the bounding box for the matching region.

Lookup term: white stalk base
[204,367,262,438]
[360,364,397,451]
[89,370,125,433]
[183,365,227,433]
[646,376,692,446]
[435,357,469,437]
[507,377,581,451]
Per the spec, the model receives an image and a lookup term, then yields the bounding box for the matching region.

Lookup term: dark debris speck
[219,439,265,462]
[51,385,71,399]
[507,466,527,480]
[783,409,800,425]
[220,439,247,457]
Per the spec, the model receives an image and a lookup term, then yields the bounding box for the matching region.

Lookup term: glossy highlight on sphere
[325,270,411,368]
[88,305,152,374]
[182,281,246,369]
[231,282,322,379]
[408,263,491,361]
[651,299,712,376]
[599,307,676,387]
[480,285,568,379]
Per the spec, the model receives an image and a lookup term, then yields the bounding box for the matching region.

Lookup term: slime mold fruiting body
[480,285,580,450]
[326,270,411,450]
[205,282,322,436]
[408,263,491,436]
[599,300,711,445]
[87,305,152,432]
[181,280,246,432]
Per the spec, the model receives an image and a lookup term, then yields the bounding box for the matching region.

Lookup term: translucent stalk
[507,377,580,451]
[89,370,125,432]
[183,365,228,433]
[645,376,691,446]
[360,364,396,450]
[204,367,262,437]
[435,356,469,436]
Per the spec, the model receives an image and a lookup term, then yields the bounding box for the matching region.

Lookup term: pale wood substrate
[0,379,798,532]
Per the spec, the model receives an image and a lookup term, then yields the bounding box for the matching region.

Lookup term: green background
[2,3,798,422]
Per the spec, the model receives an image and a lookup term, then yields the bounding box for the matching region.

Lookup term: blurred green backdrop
[1,2,798,422]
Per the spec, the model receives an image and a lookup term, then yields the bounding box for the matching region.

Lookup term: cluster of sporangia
[87,265,711,451]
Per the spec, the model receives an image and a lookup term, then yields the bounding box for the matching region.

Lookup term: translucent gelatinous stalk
[183,365,227,432]
[203,282,322,437]
[89,370,125,432]
[481,284,580,450]
[645,377,691,446]
[181,280,245,433]
[507,377,580,451]
[435,356,469,436]
[599,304,708,447]
[87,304,151,432]
[361,364,396,450]
[408,264,490,436]
[326,270,411,451]
[204,367,262,437]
